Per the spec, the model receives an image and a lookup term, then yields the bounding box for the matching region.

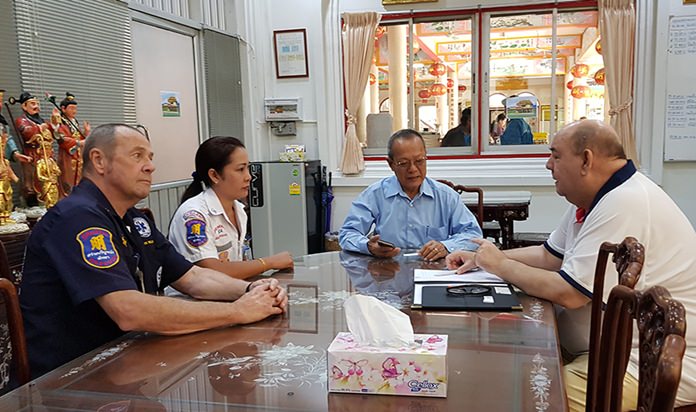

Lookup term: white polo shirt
[545,161,696,406]
[168,188,248,264]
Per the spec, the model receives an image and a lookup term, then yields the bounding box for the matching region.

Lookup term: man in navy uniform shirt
[20,124,288,379]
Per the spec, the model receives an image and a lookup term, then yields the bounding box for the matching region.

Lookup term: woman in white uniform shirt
[169,136,293,279]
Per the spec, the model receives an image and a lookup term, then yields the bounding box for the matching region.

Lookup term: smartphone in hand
[377,239,395,249]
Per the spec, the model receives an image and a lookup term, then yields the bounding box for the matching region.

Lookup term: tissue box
[327,332,447,397]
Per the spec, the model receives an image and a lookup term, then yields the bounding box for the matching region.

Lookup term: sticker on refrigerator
[289,182,301,195]
[249,163,264,207]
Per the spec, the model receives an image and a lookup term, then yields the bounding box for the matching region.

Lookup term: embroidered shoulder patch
[76,227,120,268]
[185,219,208,247]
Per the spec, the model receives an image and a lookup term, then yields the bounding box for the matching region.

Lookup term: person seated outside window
[500,117,533,145]
[489,113,506,145]
[441,107,472,147]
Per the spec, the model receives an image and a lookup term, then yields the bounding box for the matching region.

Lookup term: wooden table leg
[500,218,514,250]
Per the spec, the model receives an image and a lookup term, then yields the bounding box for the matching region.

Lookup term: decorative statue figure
[55,92,89,194]
[35,155,61,208]
[0,127,19,224]
[12,92,61,208]
[0,89,33,225]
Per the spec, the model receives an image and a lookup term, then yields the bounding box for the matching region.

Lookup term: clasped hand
[236,278,288,325]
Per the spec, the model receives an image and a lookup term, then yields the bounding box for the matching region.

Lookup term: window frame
[358,0,599,162]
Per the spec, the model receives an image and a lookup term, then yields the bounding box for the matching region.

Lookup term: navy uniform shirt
[20,179,193,378]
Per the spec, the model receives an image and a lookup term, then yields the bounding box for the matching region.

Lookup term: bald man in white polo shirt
[446,120,696,411]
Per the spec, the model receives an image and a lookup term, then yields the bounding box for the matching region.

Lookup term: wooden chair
[436,179,502,242]
[0,241,11,281]
[0,230,31,286]
[591,284,687,412]
[586,237,645,412]
[0,278,30,392]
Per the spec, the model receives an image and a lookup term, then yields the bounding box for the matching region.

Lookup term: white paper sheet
[413,268,505,283]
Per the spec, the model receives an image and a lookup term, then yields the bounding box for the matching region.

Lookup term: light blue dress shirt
[2,130,19,162]
[339,176,482,255]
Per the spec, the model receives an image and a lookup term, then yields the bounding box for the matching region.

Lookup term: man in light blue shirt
[339,129,482,261]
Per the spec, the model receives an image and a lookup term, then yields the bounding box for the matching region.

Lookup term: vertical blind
[0,1,22,97]
[203,29,244,141]
[13,0,136,125]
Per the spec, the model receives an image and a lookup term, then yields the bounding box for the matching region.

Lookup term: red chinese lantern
[571,85,592,99]
[458,85,467,92]
[418,89,431,99]
[446,78,454,88]
[369,73,376,85]
[566,80,574,90]
[429,83,447,96]
[428,63,447,77]
[595,39,602,55]
[593,68,605,85]
[570,64,590,78]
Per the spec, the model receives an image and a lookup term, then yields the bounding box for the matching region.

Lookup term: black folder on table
[412,283,523,311]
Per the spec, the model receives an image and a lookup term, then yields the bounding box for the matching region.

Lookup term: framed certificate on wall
[273,28,309,78]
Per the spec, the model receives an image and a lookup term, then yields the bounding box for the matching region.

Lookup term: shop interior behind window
[358,7,605,157]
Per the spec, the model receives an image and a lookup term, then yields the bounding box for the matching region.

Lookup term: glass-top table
[0,251,567,411]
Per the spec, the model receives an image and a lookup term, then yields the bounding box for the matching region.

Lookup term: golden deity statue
[35,156,61,209]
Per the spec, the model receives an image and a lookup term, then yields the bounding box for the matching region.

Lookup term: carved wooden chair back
[0,241,11,281]
[0,231,31,286]
[636,286,687,412]
[0,278,30,393]
[591,285,687,412]
[587,237,645,411]
[436,179,483,228]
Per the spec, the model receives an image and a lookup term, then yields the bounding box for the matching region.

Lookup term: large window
[355,4,604,158]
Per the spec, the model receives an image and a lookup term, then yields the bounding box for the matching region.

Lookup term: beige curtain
[340,12,380,175]
[599,0,638,165]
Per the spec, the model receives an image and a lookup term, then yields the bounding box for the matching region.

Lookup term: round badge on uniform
[133,217,152,238]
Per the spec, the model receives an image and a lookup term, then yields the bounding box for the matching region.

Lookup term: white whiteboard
[664,16,696,161]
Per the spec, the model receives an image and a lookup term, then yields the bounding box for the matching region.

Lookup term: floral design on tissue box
[327,332,447,397]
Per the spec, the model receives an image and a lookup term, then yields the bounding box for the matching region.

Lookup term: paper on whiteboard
[664,16,696,161]
[413,268,504,283]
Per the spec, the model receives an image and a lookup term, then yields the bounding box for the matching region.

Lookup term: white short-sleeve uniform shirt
[545,161,696,406]
[168,188,248,264]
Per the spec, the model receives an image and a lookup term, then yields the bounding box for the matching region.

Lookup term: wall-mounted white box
[264,98,302,121]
